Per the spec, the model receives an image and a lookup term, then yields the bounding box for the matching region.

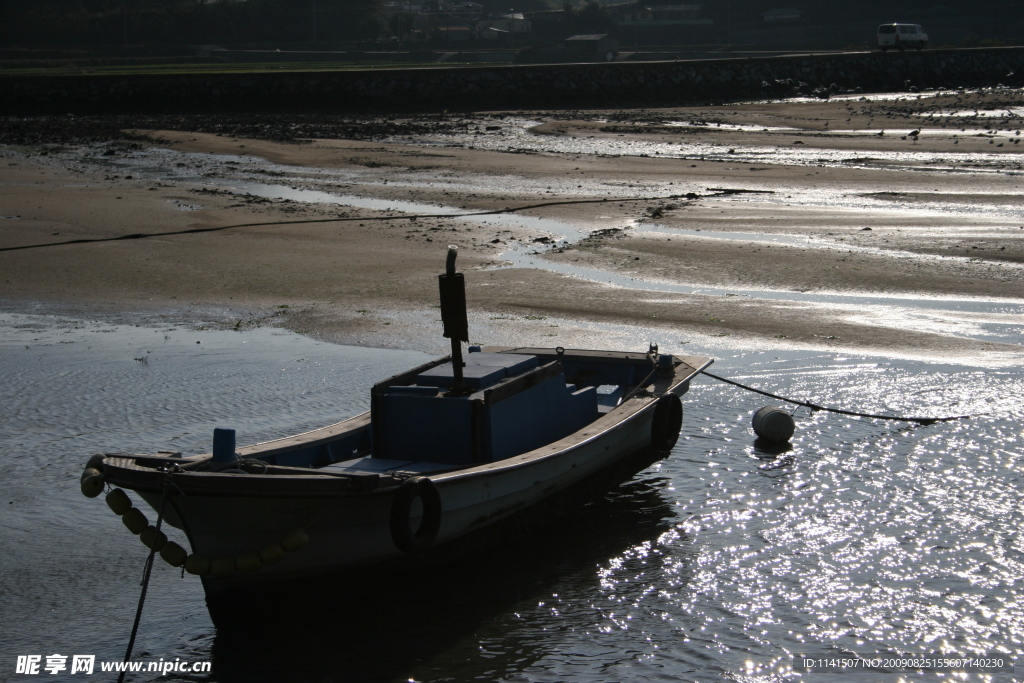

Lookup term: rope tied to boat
[193,457,269,474]
[0,192,704,253]
[116,471,174,683]
[621,343,671,402]
[700,369,980,425]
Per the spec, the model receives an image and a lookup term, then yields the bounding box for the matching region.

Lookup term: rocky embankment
[2,47,1023,115]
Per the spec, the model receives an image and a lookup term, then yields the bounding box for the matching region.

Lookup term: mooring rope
[0,192,696,253]
[700,369,979,425]
[117,474,171,683]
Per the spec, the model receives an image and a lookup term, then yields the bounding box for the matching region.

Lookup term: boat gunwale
[436,357,709,483]
[100,349,711,498]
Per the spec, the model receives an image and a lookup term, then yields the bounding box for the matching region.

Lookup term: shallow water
[0,314,428,680]
[2,313,1022,682]
[391,117,1024,176]
[40,128,1024,252]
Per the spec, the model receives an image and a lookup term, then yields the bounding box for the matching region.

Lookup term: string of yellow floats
[81,456,308,578]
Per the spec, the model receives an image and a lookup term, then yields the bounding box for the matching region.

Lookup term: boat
[80,247,712,615]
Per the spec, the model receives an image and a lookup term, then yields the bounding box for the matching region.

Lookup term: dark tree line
[706,0,1024,28]
[0,0,388,48]
[561,1,614,34]
[2,0,1018,50]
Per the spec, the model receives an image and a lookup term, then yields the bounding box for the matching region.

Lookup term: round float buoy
[184,554,211,576]
[160,542,188,568]
[235,552,262,573]
[80,467,103,483]
[650,393,684,451]
[259,542,287,566]
[281,527,309,552]
[140,525,167,551]
[121,508,149,535]
[106,488,132,516]
[210,557,237,578]
[80,471,105,498]
[752,406,796,443]
[85,454,106,472]
[102,489,313,578]
[389,476,442,554]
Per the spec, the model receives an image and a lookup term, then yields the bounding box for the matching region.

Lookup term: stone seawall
[3,47,1023,114]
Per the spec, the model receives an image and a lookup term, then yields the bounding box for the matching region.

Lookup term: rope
[117,473,171,683]
[196,457,269,473]
[621,351,661,402]
[0,193,692,253]
[700,370,979,426]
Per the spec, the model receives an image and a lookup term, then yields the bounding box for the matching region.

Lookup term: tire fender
[390,476,442,554]
[650,393,684,451]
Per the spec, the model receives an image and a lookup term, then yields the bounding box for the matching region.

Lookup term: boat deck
[321,457,457,477]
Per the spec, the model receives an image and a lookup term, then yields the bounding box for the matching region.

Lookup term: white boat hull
[100,348,711,600]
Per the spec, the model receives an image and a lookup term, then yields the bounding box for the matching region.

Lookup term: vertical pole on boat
[438,246,469,393]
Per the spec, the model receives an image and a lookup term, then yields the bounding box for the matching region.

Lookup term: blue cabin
[370,349,598,465]
[236,347,660,475]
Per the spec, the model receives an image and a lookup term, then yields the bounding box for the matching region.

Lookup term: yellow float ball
[121,508,149,535]
[160,542,188,568]
[106,489,132,516]
[259,542,286,565]
[281,527,309,552]
[80,473,105,498]
[210,557,237,578]
[235,552,262,573]
[80,467,102,482]
[184,554,211,576]
[140,526,167,551]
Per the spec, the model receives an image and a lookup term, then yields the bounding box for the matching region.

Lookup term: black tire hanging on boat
[390,476,442,554]
[650,393,684,451]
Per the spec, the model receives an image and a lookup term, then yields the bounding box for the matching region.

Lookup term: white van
[877,23,928,51]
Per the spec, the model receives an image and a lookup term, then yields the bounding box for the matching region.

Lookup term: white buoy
[752,406,796,443]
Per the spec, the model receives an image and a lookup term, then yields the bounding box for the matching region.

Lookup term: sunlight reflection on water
[1,315,1021,682]
[391,117,1024,175]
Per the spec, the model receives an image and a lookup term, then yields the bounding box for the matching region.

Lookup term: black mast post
[438,246,469,394]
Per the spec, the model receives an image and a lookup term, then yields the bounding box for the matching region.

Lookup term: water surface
[1,314,1022,681]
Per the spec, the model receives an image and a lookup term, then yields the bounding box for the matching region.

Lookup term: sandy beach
[2,88,1022,362]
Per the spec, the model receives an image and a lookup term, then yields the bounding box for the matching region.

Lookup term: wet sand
[1,89,1022,362]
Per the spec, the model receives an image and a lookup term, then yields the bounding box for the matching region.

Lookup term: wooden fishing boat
[81,248,711,610]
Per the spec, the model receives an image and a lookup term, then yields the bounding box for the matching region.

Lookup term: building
[382,1,425,12]
[564,34,618,60]
[435,25,473,42]
[477,13,532,39]
[614,3,711,27]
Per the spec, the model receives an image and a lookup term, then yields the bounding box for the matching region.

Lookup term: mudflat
[1,88,1022,362]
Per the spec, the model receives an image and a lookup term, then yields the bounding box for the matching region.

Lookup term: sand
[1,90,1022,362]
